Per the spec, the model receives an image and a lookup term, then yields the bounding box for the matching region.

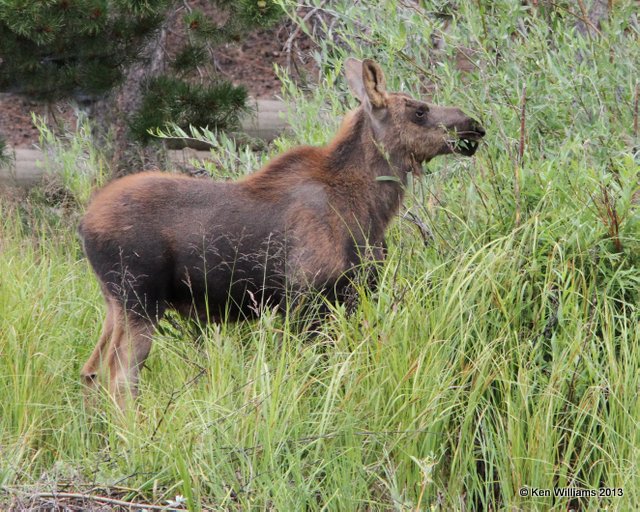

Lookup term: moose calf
[79,58,485,407]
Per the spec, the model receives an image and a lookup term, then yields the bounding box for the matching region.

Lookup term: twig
[518,84,526,166]
[452,46,483,72]
[284,2,328,70]
[633,82,639,139]
[397,0,426,14]
[211,425,446,457]
[397,51,439,82]
[474,0,489,43]
[566,288,598,407]
[547,0,603,37]
[576,0,591,35]
[23,491,188,511]
[515,84,526,227]
[150,367,207,442]
[402,210,433,246]
[599,184,623,252]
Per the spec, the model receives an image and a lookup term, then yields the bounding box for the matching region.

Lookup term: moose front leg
[364,240,387,291]
[336,240,387,315]
[105,311,157,410]
[81,299,116,390]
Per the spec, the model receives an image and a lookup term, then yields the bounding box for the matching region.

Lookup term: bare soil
[0,17,315,148]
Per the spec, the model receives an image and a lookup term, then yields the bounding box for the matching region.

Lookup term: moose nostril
[474,122,486,136]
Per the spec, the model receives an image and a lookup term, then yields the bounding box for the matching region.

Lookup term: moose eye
[410,105,429,125]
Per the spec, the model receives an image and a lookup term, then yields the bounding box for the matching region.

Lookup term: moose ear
[345,58,366,103]
[345,58,388,109]
[362,59,387,109]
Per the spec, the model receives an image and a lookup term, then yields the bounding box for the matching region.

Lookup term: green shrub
[129,76,250,143]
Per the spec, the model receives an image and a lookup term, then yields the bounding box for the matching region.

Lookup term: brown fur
[79,58,485,408]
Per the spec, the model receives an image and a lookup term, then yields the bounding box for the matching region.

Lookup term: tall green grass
[1,0,639,510]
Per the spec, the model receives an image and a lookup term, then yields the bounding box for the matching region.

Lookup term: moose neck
[327,108,412,241]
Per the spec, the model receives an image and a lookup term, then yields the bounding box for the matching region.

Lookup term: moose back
[79,58,485,407]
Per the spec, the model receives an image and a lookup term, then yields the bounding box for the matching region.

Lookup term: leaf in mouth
[454,138,480,156]
[376,175,403,183]
[457,139,474,151]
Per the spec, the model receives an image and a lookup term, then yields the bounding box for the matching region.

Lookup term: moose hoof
[81,372,98,388]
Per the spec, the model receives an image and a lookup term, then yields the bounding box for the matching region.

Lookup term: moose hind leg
[106,308,157,410]
[80,299,116,389]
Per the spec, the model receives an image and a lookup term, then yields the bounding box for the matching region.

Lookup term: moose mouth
[450,130,484,156]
